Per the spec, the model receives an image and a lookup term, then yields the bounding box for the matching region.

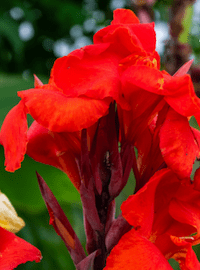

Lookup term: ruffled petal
[168,178,200,238]
[160,108,199,179]
[18,89,110,132]
[169,198,200,237]
[27,121,81,190]
[0,101,28,172]
[94,11,156,54]
[121,65,164,96]
[104,229,173,270]
[111,8,140,25]
[121,169,167,238]
[49,43,121,100]
[94,25,144,55]
[27,121,59,167]
[171,237,200,270]
[127,23,156,53]
[164,74,200,117]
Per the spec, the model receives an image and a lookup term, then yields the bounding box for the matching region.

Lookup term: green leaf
[0,16,24,66]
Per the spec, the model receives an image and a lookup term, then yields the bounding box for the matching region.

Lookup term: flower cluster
[1,8,200,270]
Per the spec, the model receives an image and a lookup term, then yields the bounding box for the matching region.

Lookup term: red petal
[0,101,28,172]
[121,169,167,238]
[185,246,200,270]
[170,238,200,270]
[50,44,121,100]
[27,121,60,167]
[0,226,41,270]
[34,74,43,87]
[111,8,140,25]
[27,121,81,190]
[94,26,145,56]
[128,22,156,53]
[169,198,200,237]
[112,9,156,53]
[104,229,173,270]
[168,179,200,237]
[164,74,200,117]
[160,109,199,179]
[94,22,156,54]
[173,60,193,77]
[152,171,181,238]
[18,89,110,132]
[121,65,164,96]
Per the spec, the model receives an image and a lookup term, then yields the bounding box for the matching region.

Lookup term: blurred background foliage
[1,0,200,269]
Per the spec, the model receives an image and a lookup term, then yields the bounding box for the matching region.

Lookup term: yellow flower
[0,191,25,233]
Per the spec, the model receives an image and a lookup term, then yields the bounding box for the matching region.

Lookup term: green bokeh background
[1,0,200,269]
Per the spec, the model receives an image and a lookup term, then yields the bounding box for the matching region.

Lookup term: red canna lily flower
[133,102,200,191]
[0,69,111,177]
[0,8,160,181]
[104,168,200,269]
[1,9,199,183]
[2,8,200,270]
[119,57,200,182]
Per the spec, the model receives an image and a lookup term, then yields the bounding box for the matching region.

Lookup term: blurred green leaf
[179,5,193,44]
[0,16,24,66]
[190,34,200,55]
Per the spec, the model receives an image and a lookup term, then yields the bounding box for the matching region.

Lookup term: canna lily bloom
[0,74,111,174]
[0,191,42,269]
[0,9,160,180]
[119,57,200,181]
[104,168,200,270]
[133,103,200,191]
[1,8,199,183]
